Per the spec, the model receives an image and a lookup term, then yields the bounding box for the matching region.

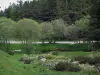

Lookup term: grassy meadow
[0,43,100,75]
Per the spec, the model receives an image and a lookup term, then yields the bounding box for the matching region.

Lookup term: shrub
[53,61,81,72]
[52,51,58,55]
[79,64,96,72]
[20,54,34,64]
[95,64,100,72]
[41,49,50,53]
[24,58,34,64]
[20,57,26,62]
[74,55,100,65]
[8,50,15,55]
[74,56,91,64]
[20,54,28,62]
[88,56,100,65]
[45,55,54,59]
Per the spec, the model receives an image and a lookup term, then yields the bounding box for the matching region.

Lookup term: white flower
[79,64,95,71]
[72,61,79,64]
[40,58,46,62]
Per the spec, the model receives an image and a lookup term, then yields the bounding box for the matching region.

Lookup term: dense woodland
[0,0,100,52]
[0,0,91,22]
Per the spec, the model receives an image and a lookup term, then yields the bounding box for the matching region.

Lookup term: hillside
[0,50,27,75]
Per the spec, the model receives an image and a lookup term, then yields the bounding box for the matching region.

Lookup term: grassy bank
[0,50,100,75]
[8,43,88,52]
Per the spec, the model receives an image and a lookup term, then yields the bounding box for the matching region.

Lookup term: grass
[0,43,99,75]
[0,50,25,75]
[57,51,91,58]
[0,49,100,75]
[8,43,88,52]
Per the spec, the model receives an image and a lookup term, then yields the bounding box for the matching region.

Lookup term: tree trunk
[42,40,45,44]
[53,40,56,44]
[48,39,52,44]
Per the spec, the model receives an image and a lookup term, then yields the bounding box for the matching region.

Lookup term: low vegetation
[74,55,100,65]
[52,61,81,72]
[0,50,100,75]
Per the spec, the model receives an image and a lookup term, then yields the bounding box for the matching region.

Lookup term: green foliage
[20,54,34,64]
[41,19,67,43]
[88,56,100,65]
[8,50,15,55]
[2,0,91,23]
[52,19,66,41]
[75,15,90,29]
[15,18,40,54]
[88,0,100,50]
[64,25,81,40]
[74,55,100,65]
[0,17,16,52]
[52,51,59,55]
[74,56,91,64]
[41,22,54,43]
[17,18,40,40]
[53,61,81,72]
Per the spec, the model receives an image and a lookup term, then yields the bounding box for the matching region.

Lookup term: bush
[20,54,27,62]
[53,61,81,72]
[20,55,34,64]
[41,49,50,53]
[45,55,54,59]
[20,57,26,62]
[24,59,34,64]
[88,56,100,65]
[52,51,58,55]
[74,56,91,64]
[95,64,100,72]
[74,55,100,65]
[79,64,96,72]
[8,50,15,55]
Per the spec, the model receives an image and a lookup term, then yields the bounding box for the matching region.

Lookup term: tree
[52,19,66,42]
[66,0,91,24]
[41,22,54,44]
[38,0,57,21]
[4,3,21,21]
[1,0,91,23]
[89,0,100,51]
[75,15,90,43]
[75,15,90,29]
[15,18,40,54]
[0,11,4,17]
[0,17,16,52]
[64,25,80,41]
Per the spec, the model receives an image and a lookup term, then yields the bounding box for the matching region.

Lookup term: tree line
[0,0,100,53]
[0,16,96,53]
[0,0,91,23]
